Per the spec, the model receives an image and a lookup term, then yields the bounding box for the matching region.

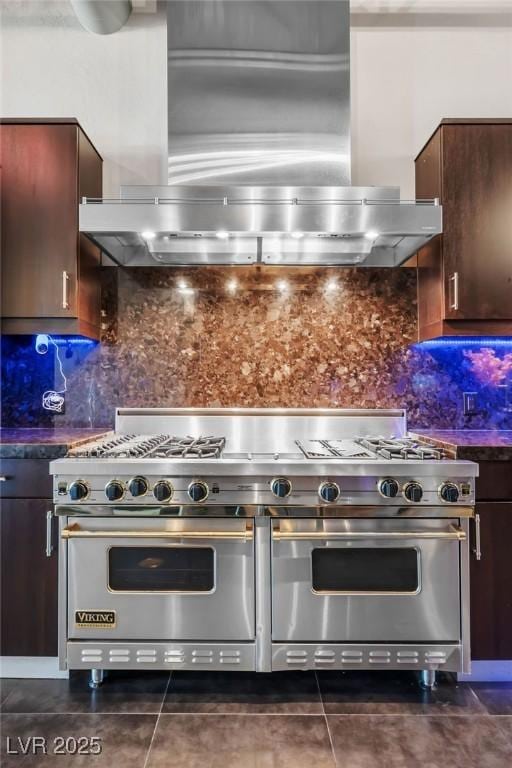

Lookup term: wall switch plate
[463,392,478,415]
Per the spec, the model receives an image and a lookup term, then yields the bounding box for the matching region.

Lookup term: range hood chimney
[166,0,351,186]
[80,0,441,267]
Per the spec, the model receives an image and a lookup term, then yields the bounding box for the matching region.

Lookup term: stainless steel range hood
[81,0,441,267]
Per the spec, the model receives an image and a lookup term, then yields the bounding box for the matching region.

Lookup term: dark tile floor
[1,671,511,767]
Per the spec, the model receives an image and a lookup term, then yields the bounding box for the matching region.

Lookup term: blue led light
[459,661,512,683]
[1,335,99,427]
[414,337,512,349]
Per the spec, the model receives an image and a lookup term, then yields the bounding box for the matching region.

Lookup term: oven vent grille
[136,649,157,663]
[165,650,185,665]
[276,645,459,670]
[314,650,336,665]
[109,649,130,664]
[80,649,103,664]
[397,651,420,664]
[70,643,255,670]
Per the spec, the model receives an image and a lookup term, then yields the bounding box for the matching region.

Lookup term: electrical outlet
[463,392,478,415]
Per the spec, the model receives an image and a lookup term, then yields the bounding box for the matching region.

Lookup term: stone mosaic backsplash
[2,266,512,430]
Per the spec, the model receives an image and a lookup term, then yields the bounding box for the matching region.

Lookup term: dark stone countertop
[411,430,512,462]
[0,428,109,459]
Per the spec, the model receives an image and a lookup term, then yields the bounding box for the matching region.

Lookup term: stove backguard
[115,408,407,455]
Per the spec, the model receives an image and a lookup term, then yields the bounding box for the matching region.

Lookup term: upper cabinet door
[415,129,442,202]
[415,131,444,338]
[442,124,512,320]
[1,124,78,318]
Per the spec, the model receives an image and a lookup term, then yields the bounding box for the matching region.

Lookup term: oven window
[312,548,419,593]
[108,547,214,592]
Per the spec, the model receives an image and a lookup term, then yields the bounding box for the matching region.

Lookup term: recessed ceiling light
[141,230,156,240]
[365,230,379,240]
[291,231,304,239]
[216,230,230,239]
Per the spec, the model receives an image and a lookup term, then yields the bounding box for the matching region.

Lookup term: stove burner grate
[356,437,444,461]
[295,439,377,460]
[67,434,226,459]
[148,436,226,459]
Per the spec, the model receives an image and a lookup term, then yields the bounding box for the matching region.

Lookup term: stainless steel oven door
[271,517,463,643]
[64,518,255,641]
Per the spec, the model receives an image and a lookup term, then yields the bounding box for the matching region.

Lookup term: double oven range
[50,408,478,689]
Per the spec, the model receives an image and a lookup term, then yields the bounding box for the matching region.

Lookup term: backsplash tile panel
[2,267,511,430]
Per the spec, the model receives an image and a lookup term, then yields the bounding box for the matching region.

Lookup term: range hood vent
[81,0,441,267]
[82,185,440,267]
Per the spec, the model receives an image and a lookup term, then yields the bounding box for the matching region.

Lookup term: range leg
[419,669,436,689]
[89,668,104,689]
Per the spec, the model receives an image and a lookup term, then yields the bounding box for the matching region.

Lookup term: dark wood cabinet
[470,460,512,661]
[0,459,58,657]
[415,119,512,340]
[0,119,103,340]
[0,499,58,656]
[470,502,512,660]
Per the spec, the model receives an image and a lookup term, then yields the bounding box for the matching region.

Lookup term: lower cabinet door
[470,502,512,660]
[0,499,58,656]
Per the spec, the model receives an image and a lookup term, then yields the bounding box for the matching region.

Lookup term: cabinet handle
[62,270,70,310]
[46,510,54,557]
[472,513,482,561]
[449,271,459,311]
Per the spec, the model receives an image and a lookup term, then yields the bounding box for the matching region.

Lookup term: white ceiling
[350,0,512,9]
[1,0,512,20]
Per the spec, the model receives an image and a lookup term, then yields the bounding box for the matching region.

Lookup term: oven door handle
[61,524,253,541]
[272,525,466,541]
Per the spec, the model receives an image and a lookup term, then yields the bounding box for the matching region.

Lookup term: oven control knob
[105,480,125,501]
[270,477,292,499]
[378,478,400,498]
[319,481,341,503]
[128,476,148,497]
[69,480,89,502]
[403,481,423,503]
[188,481,209,502]
[153,480,173,503]
[439,482,460,503]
